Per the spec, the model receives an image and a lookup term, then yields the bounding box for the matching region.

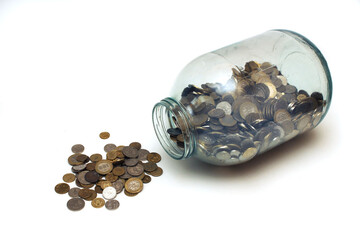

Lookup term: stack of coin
[169,61,326,164]
[55,134,163,211]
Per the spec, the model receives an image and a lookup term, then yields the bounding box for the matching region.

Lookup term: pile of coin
[168,61,326,165]
[55,133,163,211]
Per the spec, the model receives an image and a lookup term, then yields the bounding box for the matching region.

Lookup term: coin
[274,109,291,123]
[104,143,117,153]
[55,183,70,194]
[143,161,158,172]
[86,162,96,171]
[219,115,237,127]
[90,153,102,162]
[91,198,105,208]
[102,186,117,200]
[106,150,118,160]
[68,187,81,198]
[85,171,100,183]
[127,164,144,176]
[100,180,112,189]
[76,154,89,163]
[77,171,91,185]
[68,153,82,166]
[112,166,126,176]
[63,173,76,183]
[147,152,161,163]
[112,180,124,193]
[239,101,258,119]
[208,108,225,118]
[138,149,150,160]
[142,175,152,183]
[191,114,208,126]
[124,190,138,197]
[125,178,143,194]
[95,160,113,175]
[167,128,182,136]
[84,190,97,201]
[95,185,103,193]
[71,163,87,173]
[105,173,118,182]
[67,198,85,211]
[71,144,85,153]
[240,147,258,162]
[148,167,163,177]
[105,200,120,210]
[216,101,232,115]
[78,188,93,199]
[215,151,231,161]
[129,142,141,150]
[99,132,110,139]
[122,146,139,158]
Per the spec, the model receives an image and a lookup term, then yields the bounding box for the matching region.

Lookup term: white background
[0,0,359,239]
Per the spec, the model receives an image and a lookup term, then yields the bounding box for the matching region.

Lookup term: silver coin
[216,101,232,115]
[138,149,150,160]
[105,199,120,210]
[71,144,85,154]
[239,102,258,119]
[77,170,91,185]
[71,163,87,173]
[112,180,124,194]
[67,198,85,211]
[102,186,117,200]
[104,143,117,153]
[127,164,144,176]
[124,158,139,167]
[230,150,241,158]
[68,187,81,198]
[295,114,311,132]
[215,151,231,161]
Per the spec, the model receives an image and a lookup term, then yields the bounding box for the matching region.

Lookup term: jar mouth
[152,97,195,160]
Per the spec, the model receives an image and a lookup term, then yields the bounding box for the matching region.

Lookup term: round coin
[216,101,232,115]
[68,187,81,198]
[129,142,142,150]
[105,173,118,182]
[95,160,113,175]
[147,152,162,163]
[122,146,139,158]
[208,108,225,118]
[219,115,237,127]
[102,186,117,200]
[90,153,102,162]
[91,198,105,208]
[112,180,124,193]
[112,166,126,176]
[67,198,85,211]
[71,163,87,173]
[124,158,139,167]
[143,161,158,172]
[127,164,144,176]
[71,144,85,153]
[148,167,163,177]
[105,200,120,210]
[125,178,143,194]
[191,114,208,126]
[62,173,76,183]
[55,183,70,194]
[86,162,96,171]
[106,150,118,160]
[99,132,110,139]
[142,175,152,183]
[77,170,91,185]
[104,143,117,153]
[85,171,100,183]
[138,149,150,160]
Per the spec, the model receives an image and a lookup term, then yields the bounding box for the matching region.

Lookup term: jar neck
[152,97,196,159]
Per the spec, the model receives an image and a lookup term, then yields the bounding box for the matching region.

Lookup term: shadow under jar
[152,30,332,166]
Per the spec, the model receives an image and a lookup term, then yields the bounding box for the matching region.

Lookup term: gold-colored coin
[148,167,163,177]
[147,152,162,163]
[134,172,145,180]
[116,145,125,151]
[105,173,118,182]
[84,190,97,201]
[100,180,112,189]
[91,198,105,208]
[62,173,76,183]
[78,188,92,199]
[116,151,125,159]
[55,183,70,194]
[112,166,126,176]
[124,190,138,197]
[142,175,152,183]
[125,178,143,194]
[106,150,117,160]
[90,153,102,162]
[95,160,113,175]
[99,132,110,139]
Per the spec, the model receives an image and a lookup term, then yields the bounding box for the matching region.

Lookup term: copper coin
[124,190,138,197]
[122,146,139,158]
[68,153,82,166]
[90,153,102,162]
[67,198,85,211]
[112,166,126,176]
[84,190,97,201]
[124,158,138,167]
[127,164,144,176]
[76,154,89,163]
[95,160,113,175]
[78,188,92,199]
[142,175,152,183]
[105,173,118,182]
[86,162,96,171]
[55,183,70,194]
[147,152,161,163]
[99,132,110,139]
[106,150,117,160]
[105,200,120,210]
[148,167,163,177]
[100,180,112,189]
[71,144,85,153]
[68,187,81,198]
[62,173,76,183]
[116,151,125,159]
[95,185,103,193]
[129,142,141,150]
[91,198,105,208]
[143,161,158,172]
[104,143,117,153]
[85,171,100,183]
[125,178,143,194]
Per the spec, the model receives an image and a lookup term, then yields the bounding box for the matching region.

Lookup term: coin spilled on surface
[54,133,163,211]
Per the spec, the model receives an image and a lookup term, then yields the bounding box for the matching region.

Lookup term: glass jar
[152,30,332,166]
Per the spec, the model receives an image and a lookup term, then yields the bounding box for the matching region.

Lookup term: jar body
[153,30,332,166]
